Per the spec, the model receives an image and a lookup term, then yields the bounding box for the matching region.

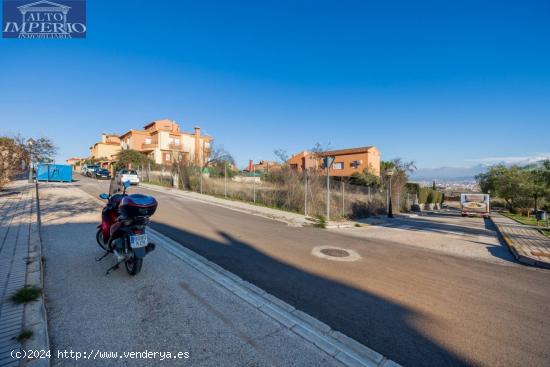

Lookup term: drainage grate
[312,246,361,262]
[320,248,350,258]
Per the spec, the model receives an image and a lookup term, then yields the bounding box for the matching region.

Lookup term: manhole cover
[312,246,361,262]
[320,248,350,257]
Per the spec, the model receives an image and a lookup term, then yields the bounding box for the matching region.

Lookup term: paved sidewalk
[491,214,550,268]
[0,182,32,367]
[40,183,395,366]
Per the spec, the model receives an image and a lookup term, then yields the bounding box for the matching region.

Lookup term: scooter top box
[119,194,158,218]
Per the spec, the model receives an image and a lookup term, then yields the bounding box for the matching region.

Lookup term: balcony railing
[168,143,184,150]
[141,143,158,150]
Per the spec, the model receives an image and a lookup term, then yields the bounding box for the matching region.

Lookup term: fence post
[253,166,256,204]
[397,191,401,213]
[173,172,178,188]
[304,170,308,216]
[224,163,227,198]
[342,180,345,217]
[200,166,203,194]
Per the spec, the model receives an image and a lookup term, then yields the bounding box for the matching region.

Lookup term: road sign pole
[323,156,334,222]
[326,166,330,221]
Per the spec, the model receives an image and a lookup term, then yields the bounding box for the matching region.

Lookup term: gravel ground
[39,183,341,367]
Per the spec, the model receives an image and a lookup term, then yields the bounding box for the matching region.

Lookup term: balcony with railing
[168,143,185,150]
[140,142,158,151]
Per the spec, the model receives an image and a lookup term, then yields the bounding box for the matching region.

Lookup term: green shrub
[17,329,33,342]
[418,187,443,204]
[11,286,41,304]
[426,191,434,204]
[314,215,326,228]
[405,183,420,195]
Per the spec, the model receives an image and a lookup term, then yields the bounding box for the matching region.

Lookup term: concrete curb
[21,183,50,367]
[490,215,550,269]
[148,229,400,367]
[76,185,401,367]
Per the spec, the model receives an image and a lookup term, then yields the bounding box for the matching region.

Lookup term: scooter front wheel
[96,229,109,251]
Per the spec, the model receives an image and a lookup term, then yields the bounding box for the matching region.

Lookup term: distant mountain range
[411,158,549,182]
[410,164,488,182]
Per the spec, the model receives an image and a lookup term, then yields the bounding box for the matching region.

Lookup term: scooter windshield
[109,176,124,196]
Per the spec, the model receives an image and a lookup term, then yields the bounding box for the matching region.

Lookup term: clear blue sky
[1,0,549,168]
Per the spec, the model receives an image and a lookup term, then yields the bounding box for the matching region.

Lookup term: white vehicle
[117,169,140,185]
[460,193,490,218]
[82,164,100,176]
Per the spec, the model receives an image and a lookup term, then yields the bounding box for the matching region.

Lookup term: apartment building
[244,160,281,173]
[66,157,83,171]
[89,134,121,162]
[287,146,381,177]
[119,119,212,166]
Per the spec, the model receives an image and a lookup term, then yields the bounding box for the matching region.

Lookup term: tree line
[476,160,550,213]
[0,136,56,189]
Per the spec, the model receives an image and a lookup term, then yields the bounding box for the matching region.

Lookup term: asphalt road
[74,176,550,367]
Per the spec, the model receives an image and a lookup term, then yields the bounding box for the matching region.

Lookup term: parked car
[83,164,100,177]
[94,168,111,180]
[117,169,140,185]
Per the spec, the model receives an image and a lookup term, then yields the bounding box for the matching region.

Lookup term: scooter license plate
[129,234,148,248]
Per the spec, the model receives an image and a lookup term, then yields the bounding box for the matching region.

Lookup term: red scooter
[96,181,157,275]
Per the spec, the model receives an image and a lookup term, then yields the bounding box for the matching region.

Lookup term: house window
[165,153,171,161]
[333,162,344,170]
[145,138,151,144]
[350,160,362,169]
[174,139,180,145]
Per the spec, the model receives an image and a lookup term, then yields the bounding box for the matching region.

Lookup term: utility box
[536,210,547,221]
[36,164,73,182]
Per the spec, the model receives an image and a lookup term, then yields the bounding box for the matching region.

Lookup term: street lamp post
[386,169,395,218]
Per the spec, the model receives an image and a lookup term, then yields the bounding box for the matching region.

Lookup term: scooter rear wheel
[96,229,109,252]
[125,254,142,276]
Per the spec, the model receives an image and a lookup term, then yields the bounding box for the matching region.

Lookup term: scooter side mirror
[99,193,109,200]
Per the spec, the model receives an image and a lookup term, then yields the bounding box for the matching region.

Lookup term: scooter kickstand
[105,259,125,275]
[95,251,110,262]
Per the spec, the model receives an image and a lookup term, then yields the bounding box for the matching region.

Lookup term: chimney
[194,127,201,165]
[248,160,253,172]
[101,133,107,143]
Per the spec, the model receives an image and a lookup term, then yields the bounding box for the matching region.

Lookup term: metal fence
[136,165,410,220]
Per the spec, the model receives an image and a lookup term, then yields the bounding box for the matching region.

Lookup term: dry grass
[141,168,400,219]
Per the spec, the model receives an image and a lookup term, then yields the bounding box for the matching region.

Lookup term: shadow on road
[150,221,470,367]
[378,212,496,238]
